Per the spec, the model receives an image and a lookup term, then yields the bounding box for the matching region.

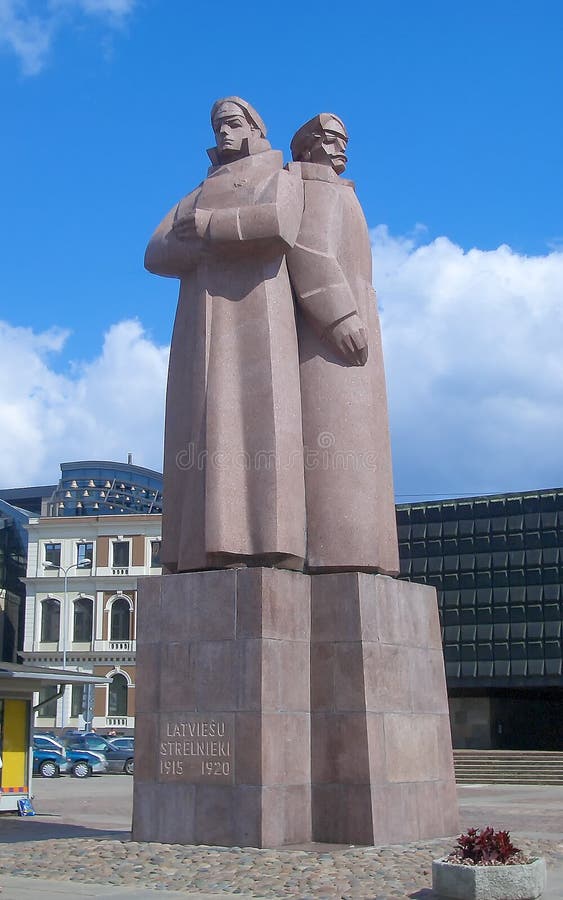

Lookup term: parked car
[106,737,134,751]
[65,747,108,778]
[32,745,70,778]
[64,734,134,775]
[33,735,107,777]
[34,733,66,754]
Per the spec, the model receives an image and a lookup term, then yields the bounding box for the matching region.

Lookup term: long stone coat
[145,150,307,573]
[286,161,400,574]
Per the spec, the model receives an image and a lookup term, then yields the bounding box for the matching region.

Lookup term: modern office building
[0,459,163,523]
[0,486,55,517]
[0,498,29,662]
[397,487,563,751]
[42,459,163,518]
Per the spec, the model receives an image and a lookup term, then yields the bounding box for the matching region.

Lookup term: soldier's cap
[211,97,267,138]
[290,113,347,161]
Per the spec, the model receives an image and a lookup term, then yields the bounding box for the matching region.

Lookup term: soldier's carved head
[290,113,348,174]
[210,97,269,164]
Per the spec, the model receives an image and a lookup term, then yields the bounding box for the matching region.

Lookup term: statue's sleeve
[205,169,304,249]
[287,182,358,333]
[144,195,202,278]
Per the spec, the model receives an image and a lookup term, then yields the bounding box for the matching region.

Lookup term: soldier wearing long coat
[287,114,399,574]
[145,98,306,573]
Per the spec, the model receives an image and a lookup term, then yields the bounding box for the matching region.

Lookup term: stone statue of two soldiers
[145,97,399,578]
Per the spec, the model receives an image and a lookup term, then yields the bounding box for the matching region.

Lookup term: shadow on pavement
[0,817,130,842]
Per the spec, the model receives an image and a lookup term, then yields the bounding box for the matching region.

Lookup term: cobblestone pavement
[0,780,561,898]
[0,833,559,898]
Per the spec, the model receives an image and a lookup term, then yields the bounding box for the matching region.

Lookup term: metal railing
[108,640,134,651]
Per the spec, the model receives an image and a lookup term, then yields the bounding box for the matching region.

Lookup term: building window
[108,672,128,716]
[71,684,84,718]
[110,597,130,641]
[41,598,60,642]
[73,597,93,642]
[45,543,61,567]
[77,542,93,567]
[112,541,129,568]
[150,540,161,567]
[38,686,58,718]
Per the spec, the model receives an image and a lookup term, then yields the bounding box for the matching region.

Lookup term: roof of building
[0,486,55,516]
[396,486,563,509]
[0,662,109,686]
[60,460,162,481]
[1,460,164,519]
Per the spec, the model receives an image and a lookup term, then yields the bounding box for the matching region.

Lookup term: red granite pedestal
[132,568,458,847]
[132,567,312,847]
[310,572,459,844]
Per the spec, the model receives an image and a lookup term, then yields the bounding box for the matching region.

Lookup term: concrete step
[453,750,563,784]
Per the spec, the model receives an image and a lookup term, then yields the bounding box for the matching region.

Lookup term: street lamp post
[43,557,91,725]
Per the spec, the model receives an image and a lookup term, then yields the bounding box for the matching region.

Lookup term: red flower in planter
[456,827,520,864]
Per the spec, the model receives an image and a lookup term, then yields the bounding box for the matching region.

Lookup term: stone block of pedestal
[310,572,459,845]
[132,567,311,847]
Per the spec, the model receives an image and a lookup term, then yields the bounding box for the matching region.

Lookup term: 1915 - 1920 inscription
[159,713,234,783]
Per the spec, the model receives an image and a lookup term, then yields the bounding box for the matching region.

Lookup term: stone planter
[432,856,546,900]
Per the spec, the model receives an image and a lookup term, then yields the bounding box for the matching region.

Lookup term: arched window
[110,597,130,641]
[73,597,93,642]
[108,672,128,716]
[41,598,60,643]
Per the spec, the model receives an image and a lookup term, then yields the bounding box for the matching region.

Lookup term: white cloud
[0,1,53,75]
[0,319,167,487]
[2,231,562,499]
[0,0,136,75]
[52,0,136,19]
[374,227,563,498]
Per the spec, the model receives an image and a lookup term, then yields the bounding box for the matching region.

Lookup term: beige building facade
[22,513,162,732]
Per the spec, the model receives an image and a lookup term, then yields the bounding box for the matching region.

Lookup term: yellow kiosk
[0,663,108,812]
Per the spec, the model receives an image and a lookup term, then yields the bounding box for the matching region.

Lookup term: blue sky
[1,0,562,499]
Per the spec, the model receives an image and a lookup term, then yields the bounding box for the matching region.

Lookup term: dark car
[106,737,134,751]
[64,734,134,775]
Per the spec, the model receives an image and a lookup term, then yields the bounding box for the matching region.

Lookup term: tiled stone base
[132,567,312,847]
[311,573,459,843]
[132,568,458,847]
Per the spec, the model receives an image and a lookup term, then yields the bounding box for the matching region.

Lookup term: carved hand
[172,209,212,241]
[327,314,368,366]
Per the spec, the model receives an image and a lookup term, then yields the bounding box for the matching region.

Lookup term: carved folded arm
[204,170,304,249]
[288,241,369,366]
[145,202,202,278]
[287,244,358,333]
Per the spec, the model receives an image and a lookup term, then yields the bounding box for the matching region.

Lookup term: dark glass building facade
[397,488,563,751]
[0,498,29,661]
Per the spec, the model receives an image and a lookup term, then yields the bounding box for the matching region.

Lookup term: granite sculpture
[134,99,458,848]
[145,97,307,574]
[145,98,398,576]
[287,114,398,573]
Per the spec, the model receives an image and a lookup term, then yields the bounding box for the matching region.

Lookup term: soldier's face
[310,128,348,174]
[212,104,255,161]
